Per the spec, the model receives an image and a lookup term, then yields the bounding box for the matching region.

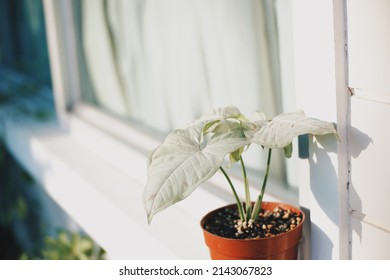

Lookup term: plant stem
[251,148,272,221]
[240,156,251,221]
[219,166,245,221]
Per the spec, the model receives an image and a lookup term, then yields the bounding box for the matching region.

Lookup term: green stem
[240,156,251,221]
[251,148,272,221]
[220,166,245,221]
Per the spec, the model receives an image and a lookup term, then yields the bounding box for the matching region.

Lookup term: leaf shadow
[307,126,371,252]
[348,126,373,242]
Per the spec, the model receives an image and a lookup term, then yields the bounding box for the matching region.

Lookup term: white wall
[293,0,390,260]
[347,0,390,259]
[292,0,340,259]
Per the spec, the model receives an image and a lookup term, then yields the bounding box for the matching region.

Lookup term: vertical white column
[292,0,343,259]
[333,0,351,260]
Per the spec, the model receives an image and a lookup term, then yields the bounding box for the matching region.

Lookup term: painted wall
[293,0,390,259]
[347,0,390,259]
[292,0,340,259]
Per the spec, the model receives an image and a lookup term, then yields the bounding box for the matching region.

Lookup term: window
[7,0,298,259]
[68,0,298,192]
[75,1,280,131]
[0,0,51,85]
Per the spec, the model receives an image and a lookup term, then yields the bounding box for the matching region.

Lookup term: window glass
[72,0,290,185]
[74,0,280,130]
[0,0,51,85]
[0,0,54,121]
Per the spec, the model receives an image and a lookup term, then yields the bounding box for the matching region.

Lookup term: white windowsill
[4,116,206,259]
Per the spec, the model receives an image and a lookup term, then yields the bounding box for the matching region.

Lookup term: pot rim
[200,201,305,242]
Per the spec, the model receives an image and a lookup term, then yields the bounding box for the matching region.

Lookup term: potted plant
[143,106,337,259]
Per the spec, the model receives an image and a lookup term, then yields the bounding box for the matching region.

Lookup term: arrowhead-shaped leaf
[144,121,249,223]
[248,111,337,150]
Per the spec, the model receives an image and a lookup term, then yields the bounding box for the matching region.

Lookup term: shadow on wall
[308,133,338,259]
[310,222,334,259]
[309,134,339,225]
[348,126,373,242]
[307,127,371,258]
[299,206,311,260]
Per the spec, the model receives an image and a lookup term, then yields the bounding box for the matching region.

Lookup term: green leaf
[206,119,242,135]
[248,111,337,149]
[229,146,245,165]
[283,143,293,158]
[144,121,249,223]
[201,106,254,135]
[202,120,220,134]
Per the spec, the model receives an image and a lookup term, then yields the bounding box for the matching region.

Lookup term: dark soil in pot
[203,204,303,240]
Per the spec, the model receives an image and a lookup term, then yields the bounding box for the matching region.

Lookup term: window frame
[45,0,298,190]
[44,0,298,199]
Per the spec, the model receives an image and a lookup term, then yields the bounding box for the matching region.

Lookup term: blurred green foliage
[0,142,43,259]
[21,230,106,260]
[0,143,105,260]
[0,142,30,226]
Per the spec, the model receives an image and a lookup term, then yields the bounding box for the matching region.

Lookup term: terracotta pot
[200,201,304,260]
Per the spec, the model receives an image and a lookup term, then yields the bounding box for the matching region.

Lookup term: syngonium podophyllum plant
[143,106,337,228]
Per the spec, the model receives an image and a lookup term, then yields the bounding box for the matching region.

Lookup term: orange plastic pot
[200,202,304,260]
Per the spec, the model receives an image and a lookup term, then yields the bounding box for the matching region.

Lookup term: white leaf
[144,122,248,223]
[249,111,337,148]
